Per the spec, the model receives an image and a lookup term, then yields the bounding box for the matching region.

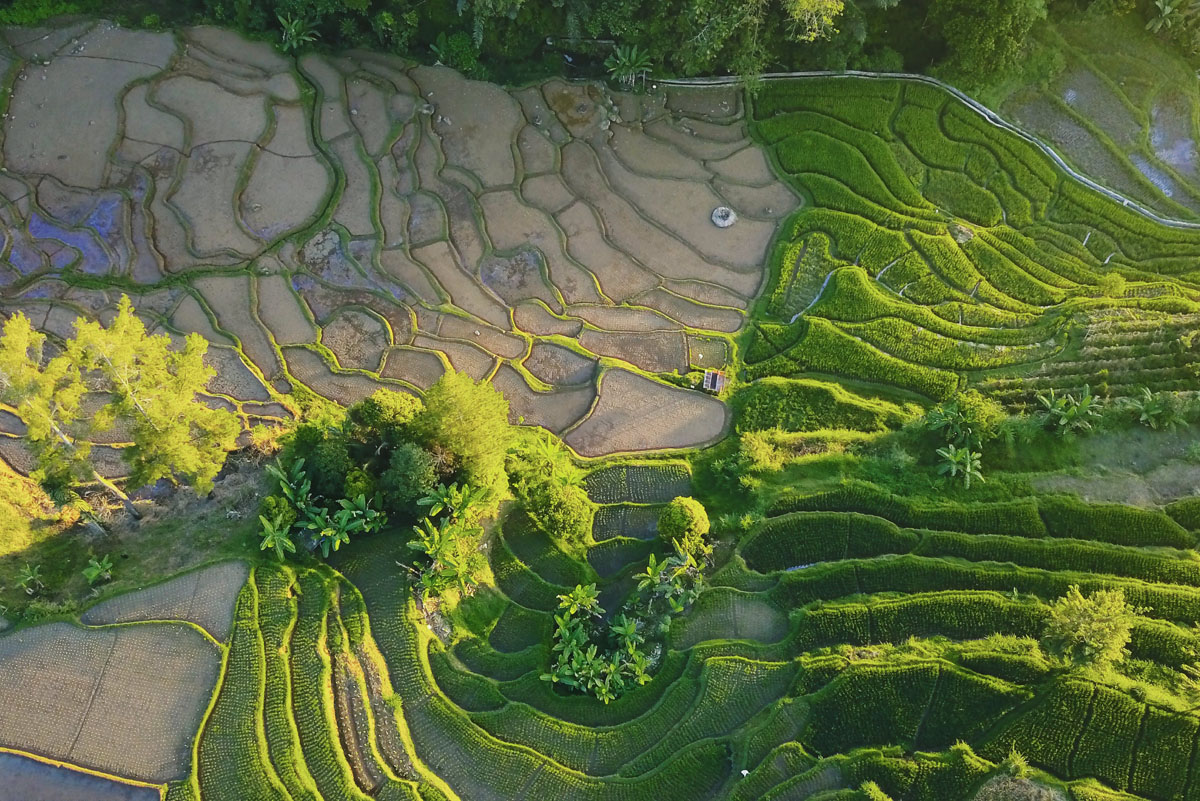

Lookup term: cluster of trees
[0,298,240,515]
[230,0,1051,86]
[26,0,1106,89]
[259,370,514,575]
[543,496,710,701]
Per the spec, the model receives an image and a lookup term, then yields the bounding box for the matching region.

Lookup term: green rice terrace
[4,11,1200,801]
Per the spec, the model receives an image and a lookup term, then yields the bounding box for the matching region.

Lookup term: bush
[923,389,1007,449]
[283,423,351,499]
[380,442,438,520]
[258,494,297,530]
[659,497,711,559]
[1043,586,1136,669]
[343,467,375,499]
[346,389,423,445]
[523,481,594,548]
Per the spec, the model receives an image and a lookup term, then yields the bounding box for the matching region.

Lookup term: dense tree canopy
[413,370,514,507]
[928,0,1047,86]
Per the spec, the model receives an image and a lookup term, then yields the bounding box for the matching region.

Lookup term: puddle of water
[1129,152,1180,197]
[29,211,113,275]
[0,752,159,801]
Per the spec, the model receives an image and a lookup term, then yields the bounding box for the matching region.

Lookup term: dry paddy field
[0,561,246,793]
[0,21,798,468]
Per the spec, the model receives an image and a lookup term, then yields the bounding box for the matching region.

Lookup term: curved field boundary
[659,70,1200,231]
[0,747,164,801]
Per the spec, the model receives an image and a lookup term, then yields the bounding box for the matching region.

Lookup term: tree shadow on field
[0,455,265,629]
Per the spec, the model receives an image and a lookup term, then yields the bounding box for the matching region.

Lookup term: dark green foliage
[346,389,423,446]
[1039,496,1194,548]
[930,0,1048,87]
[380,442,438,521]
[285,423,353,500]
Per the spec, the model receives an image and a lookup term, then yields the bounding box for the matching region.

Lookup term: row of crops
[172,451,1200,801]
[745,77,1200,408]
[382,466,1200,800]
[164,564,446,801]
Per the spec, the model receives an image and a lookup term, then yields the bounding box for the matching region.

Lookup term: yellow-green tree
[413,369,513,510]
[0,296,239,508]
[0,311,120,502]
[69,296,239,494]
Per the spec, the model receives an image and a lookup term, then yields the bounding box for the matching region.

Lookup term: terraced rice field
[0,21,796,463]
[136,467,1200,801]
[744,76,1200,409]
[1003,17,1200,221]
[5,14,1200,801]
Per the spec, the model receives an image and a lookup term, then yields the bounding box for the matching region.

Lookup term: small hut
[701,369,726,393]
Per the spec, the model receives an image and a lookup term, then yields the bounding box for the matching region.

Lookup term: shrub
[380,442,438,520]
[343,467,375,499]
[283,423,351,499]
[659,497,711,559]
[1043,586,1136,669]
[346,389,423,445]
[523,481,594,548]
[924,389,1006,449]
[258,494,297,530]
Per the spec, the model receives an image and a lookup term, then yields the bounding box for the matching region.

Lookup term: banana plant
[1148,0,1184,33]
[82,554,113,585]
[18,563,44,596]
[936,443,984,490]
[266,458,313,511]
[278,13,319,52]
[1037,386,1103,435]
[258,515,297,561]
[418,481,487,524]
[556,583,602,617]
[337,494,387,535]
[1125,387,1178,430]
